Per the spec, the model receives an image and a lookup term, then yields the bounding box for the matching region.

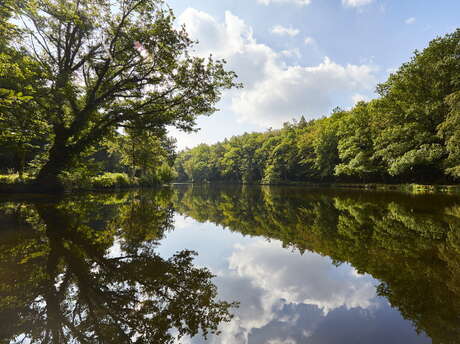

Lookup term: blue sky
[166,0,460,149]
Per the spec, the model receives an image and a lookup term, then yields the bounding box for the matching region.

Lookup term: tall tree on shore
[373,29,460,180]
[8,0,237,191]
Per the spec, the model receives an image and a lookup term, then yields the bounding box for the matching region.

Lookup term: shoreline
[1,180,460,194]
[173,182,460,194]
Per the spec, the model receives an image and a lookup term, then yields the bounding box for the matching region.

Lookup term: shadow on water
[1,185,460,343]
[0,190,236,344]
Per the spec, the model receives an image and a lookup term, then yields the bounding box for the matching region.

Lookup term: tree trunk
[35,142,73,193]
[18,147,25,180]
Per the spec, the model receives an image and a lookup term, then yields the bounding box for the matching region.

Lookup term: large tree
[7,0,237,191]
[372,29,460,180]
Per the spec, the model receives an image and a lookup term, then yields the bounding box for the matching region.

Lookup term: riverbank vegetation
[175,29,460,185]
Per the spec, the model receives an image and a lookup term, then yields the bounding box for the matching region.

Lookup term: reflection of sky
[158,215,430,344]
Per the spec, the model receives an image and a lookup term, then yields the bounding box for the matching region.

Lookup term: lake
[0,185,459,343]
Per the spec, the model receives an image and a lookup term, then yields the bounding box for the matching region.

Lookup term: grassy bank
[0,173,145,193]
[3,173,460,194]
[329,183,460,194]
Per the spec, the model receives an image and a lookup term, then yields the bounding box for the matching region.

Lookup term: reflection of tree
[174,185,460,344]
[0,193,235,344]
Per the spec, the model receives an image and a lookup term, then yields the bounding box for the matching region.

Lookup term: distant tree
[335,101,381,181]
[108,126,176,183]
[312,114,342,179]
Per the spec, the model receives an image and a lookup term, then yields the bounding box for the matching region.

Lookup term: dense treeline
[176,29,460,185]
[173,184,460,343]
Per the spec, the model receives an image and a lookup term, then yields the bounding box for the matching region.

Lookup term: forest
[175,29,460,185]
[1,0,459,190]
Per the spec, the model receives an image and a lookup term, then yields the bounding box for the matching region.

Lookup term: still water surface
[1,185,459,343]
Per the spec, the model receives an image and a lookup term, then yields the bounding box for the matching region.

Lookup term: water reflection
[1,185,460,343]
[172,185,460,343]
[0,191,235,343]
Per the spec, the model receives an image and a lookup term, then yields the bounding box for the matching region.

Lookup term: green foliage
[176,29,460,185]
[0,173,32,184]
[107,127,177,185]
[91,172,133,189]
[335,102,380,179]
[312,116,340,179]
[0,0,238,191]
[439,91,460,177]
[0,2,51,177]
[373,29,460,179]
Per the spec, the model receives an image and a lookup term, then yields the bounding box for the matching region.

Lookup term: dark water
[1,185,459,343]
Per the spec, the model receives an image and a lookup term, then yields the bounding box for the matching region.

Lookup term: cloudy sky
[166,0,460,149]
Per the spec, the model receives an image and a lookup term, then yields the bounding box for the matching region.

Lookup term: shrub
[91,173,135,189]
[0,174,31,185]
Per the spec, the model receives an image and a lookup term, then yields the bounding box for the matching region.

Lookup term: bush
[139,164,177,186]
[60,167,93,190]
[156,163,177,184]
[90,173,136,189]
[0,174,31,185]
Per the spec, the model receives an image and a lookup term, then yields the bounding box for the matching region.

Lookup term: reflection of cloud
[179,237,429,344]
[188,239,378,343]
[229,240,377,313]
[186,240,429,344]
[173,215,196,229]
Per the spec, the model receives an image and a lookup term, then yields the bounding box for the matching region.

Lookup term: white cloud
[405,17,416,24]
[271,25,300,37]
[232,57,376,127]
[304,36,315,45]
[281,48,302,58]
[178,8,251,58]
[179,8,377,129]
[342,0,374,8]
[257,0,311,6]
[352,93,367,104]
